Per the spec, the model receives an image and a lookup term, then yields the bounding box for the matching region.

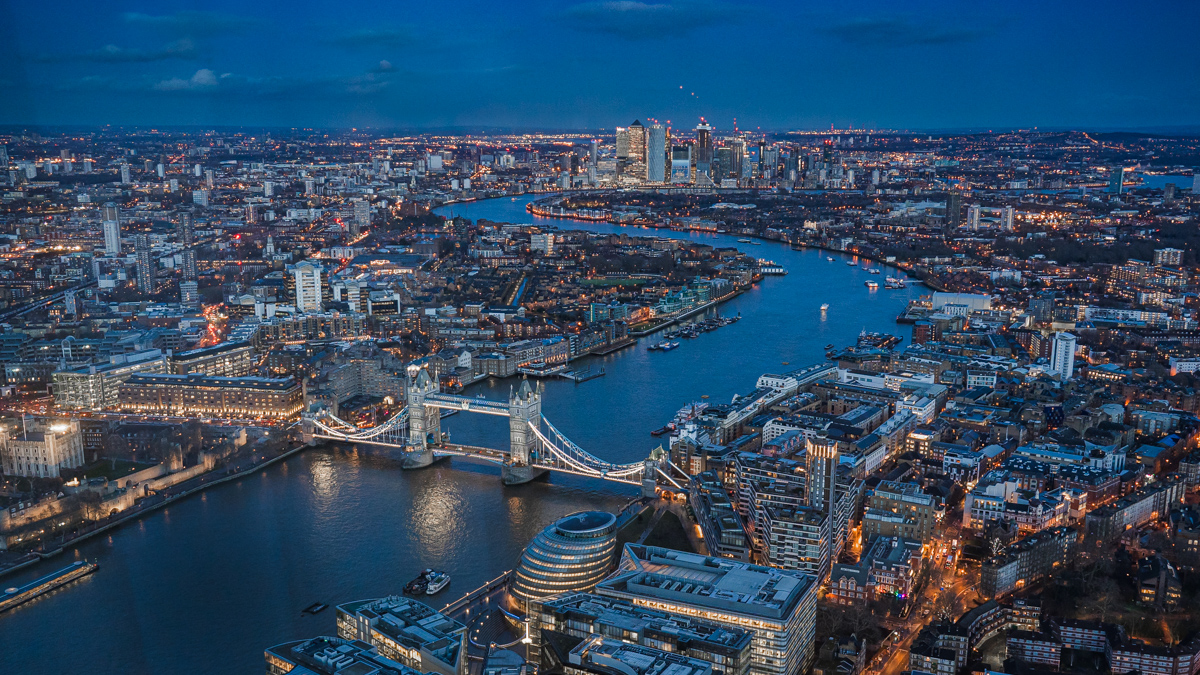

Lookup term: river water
[0,195,921,674]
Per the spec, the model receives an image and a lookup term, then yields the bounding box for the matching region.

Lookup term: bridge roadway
[423,394,510,416]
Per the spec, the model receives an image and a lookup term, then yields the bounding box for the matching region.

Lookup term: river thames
[0,194,922,674]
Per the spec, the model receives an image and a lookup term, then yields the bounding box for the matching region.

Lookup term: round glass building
[509,511,618,611]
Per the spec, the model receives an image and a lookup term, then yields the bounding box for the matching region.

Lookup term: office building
[265,636,428,675]
[671,145,693,183]
[52,350,169,410]
[336,595,467,675]
[117,373,304,419]
[510,511,618,611]
[102,202,121,255]
[597,545,819,675]
[647,124,667,183]
[1109,167,1125,194]
[0,418,85,478]
[292,260,325,313]
[1049,332,1076,381]
[695,123,713,176]
[544,635,715,675]
[171,341,256,377]
[530,592,754,675]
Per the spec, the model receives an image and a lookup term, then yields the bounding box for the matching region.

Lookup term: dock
[558,366,606,383]
[1,560,98,613]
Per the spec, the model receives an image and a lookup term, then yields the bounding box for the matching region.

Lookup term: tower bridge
[302,368,689,495]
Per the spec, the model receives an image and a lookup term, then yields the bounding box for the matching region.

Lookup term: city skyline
[2,1,1199,130]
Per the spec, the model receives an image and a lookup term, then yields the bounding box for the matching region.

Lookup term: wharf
[558,366,605,383]
[0,560,98,613]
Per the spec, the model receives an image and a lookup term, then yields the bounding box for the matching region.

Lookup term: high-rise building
[624,120,647,181]
[1154,248,1183,266]
[1000,205,1014,230]
[946,191,962,228]
[119,163,131,184]
[351,198,370,236]
[102,202,121,256]
[180,248,198,282]
[1108,167,1125,194]
[695,123,713,176]
[1164,183,1177,203]
[589,139,599,167]
[646,124,667,183]
[1050,332,1077,381]
[670,145,693,183]
[263,180,274,197]
[1192,170,1200,194]
[292,260,324,313]
[730,138,746,182]
[135,234,155,295]
[176,210,194,247]
[597,545,819,675]
[64,290,78,315]
[180,280,199,308]
[192,190,209,207]
[967,204,981,229]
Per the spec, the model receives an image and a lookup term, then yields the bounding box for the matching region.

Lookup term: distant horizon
[4,124,1200,137]
[3,2,1197,131]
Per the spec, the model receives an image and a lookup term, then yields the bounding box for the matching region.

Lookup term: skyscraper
[292,260,324,313]
[119,163,131,184]
[646,124,667,183]
[135,234,154,295]
[1050,332,1077,381]
[181,248,198,282]
[694,123,712,177]
[176,211,194,247]
[352,198,370,236]
[946,191,962,228]
[670,145,692,183]
[730,138,746,183]
[967,204,981,229]
[1108,167,1125,194]
[180,280,199,308]
[625,120,647,181]
[102,202,121,256]
[1192,170,1200,195]
[589,139,599,167]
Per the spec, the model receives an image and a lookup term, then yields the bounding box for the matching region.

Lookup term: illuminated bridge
[302,368,689,493]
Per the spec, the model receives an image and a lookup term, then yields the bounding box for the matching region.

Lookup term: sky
[1,0,1198,131]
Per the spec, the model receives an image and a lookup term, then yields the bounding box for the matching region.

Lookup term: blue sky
[1,0,1197,130]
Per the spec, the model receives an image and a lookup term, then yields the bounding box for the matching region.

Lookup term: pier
[1,560,98,613]
[558,366,605,383]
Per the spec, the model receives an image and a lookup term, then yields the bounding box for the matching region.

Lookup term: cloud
[123,11,256,36]
[324,27,416,48]
[820,16,992,47]
[36,39,197,63]
[154,68,221,91]
[560,1,738,40]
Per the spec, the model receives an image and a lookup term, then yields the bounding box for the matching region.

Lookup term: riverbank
[0,441,311,581]
[628,285,750,337]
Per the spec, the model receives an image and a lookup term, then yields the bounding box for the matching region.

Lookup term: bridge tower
[403,367,441,468]
[503,378,548,485]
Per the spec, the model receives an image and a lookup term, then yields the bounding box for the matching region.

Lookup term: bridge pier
[401,447,435,469]
[501,464,549,485]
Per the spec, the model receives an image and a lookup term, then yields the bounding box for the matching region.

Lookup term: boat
[1,560,99,614]
[865,281,879,289]
[302,602,328,615]
[404,569,432,595]
[425,571,451,595]
[869,268,881,274]
[660,341,680,351]
[650,424,674,436]
[827,256,835,262]
[820,303,829,311]
[439,409,458,419]
[752,241,762,245]
[738,238,752,243]
[825,343,835,349]
[847,260,857,266]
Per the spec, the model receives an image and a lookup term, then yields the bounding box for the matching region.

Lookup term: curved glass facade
[509,511,618,611]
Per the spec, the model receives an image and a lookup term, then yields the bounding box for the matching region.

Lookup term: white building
[1050,332,1077,381]
[0,419,85,478]
[292,260,324,313]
